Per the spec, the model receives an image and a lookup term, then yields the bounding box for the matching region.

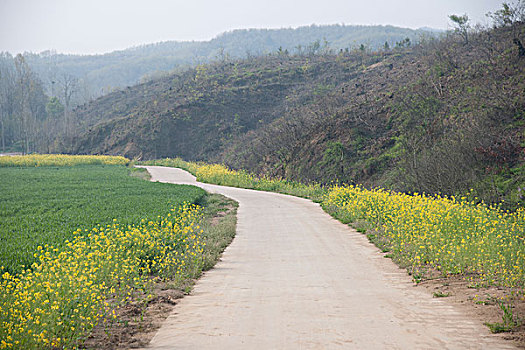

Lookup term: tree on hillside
[15,55,51,154]
[58,73,78,136]
[0,54,16,152]
[45,96,64,120]
[488,1,525,57]
[395,37,411,48]
[307,40,321,56]
[449,14,471,44]
[14,54,35,153]
[488,1,525,27]
[0,54,52,153]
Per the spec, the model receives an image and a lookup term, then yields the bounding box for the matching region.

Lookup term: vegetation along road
[141,166,515,349]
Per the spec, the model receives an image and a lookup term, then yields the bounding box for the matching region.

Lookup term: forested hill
[22,24,437,97]
[63,20,525,209]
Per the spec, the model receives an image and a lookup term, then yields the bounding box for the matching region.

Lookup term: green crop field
[0,165,205,274]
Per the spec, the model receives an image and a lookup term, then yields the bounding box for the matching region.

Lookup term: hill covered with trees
[20,24,437,98]
[60,6,525,210]
[0,24,439,154]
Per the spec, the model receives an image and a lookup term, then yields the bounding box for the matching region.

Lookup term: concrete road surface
[140,166,515,350]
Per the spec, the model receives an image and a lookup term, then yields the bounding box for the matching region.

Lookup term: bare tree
[0,55,16,152]
[449,14,471,45]
[13,54,35,153]
[487,1,525,57]
[58,73,78,136]
[487,1,525,27]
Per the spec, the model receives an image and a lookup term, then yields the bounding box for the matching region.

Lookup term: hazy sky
[0,0,505,55]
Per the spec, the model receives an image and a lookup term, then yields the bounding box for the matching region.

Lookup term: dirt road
[141,166,515,349]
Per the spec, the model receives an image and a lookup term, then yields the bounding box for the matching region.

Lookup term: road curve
[141,166,514,350]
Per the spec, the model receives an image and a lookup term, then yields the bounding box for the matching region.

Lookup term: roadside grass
[0,155,238,349]
[140,158,325,201]
[129,166,151,181]
[198,194,238,272]
[323,185,525,289]
[484,302,522,333]
[433,291,450,298]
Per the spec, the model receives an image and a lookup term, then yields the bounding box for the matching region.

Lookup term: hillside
[66,55,360,160]
[63,23,525,209]
[23,24,437,97]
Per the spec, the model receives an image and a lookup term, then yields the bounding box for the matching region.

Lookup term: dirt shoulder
[347,219,524,349]
[417,276,524,348]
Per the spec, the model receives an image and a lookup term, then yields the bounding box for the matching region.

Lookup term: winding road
[141,166,515,349]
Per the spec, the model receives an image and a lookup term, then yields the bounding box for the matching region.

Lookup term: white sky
[0,0,505,55]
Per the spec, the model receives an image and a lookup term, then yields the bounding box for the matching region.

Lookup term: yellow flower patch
[0,154,129,167]
[0,204,203,349]
[323,185,525,288]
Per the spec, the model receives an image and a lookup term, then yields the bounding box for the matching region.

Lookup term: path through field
[141,166,515,349]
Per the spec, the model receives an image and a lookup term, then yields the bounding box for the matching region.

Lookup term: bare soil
[417,276,525,348]
[82,284,185,349]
